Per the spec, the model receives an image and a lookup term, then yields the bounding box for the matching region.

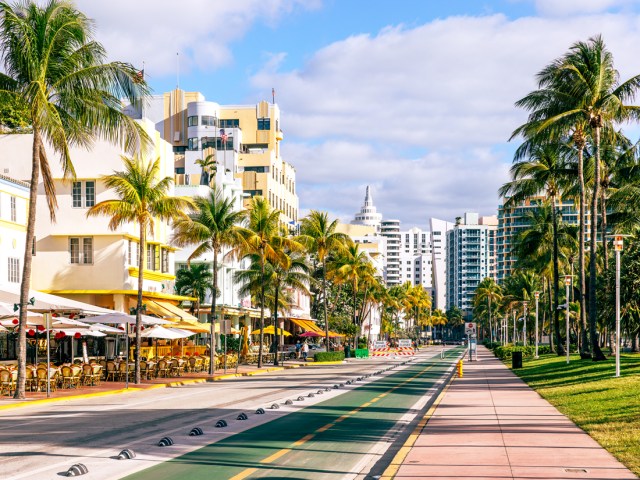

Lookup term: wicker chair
[0,369,15,396]
[156,360,169,378]
[60,366,76,389]
[36,367,56,392]
[105,361,117,381]
[81,364,94,386]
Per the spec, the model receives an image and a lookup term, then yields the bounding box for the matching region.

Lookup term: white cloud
[256,12,640,225]
[535,0,637,16]
[73,0,320,76]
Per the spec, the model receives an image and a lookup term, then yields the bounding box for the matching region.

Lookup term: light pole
[534,292,540,359]
[522,301,528,347]
[613,235,624,378]
[565,275,571,364]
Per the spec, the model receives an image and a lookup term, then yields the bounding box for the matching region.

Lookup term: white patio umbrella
[81,312,170,325]
[0,287,115,314]
[140,325,186,339]
[89,323,123,334]
[52,318,91,327]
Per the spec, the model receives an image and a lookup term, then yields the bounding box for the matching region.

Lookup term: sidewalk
[388,346,637,479]
[0,361,307,409]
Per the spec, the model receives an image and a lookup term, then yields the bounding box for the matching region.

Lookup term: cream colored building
[0,120,196,319]
[0,174,28,290]
[138,89,299,229]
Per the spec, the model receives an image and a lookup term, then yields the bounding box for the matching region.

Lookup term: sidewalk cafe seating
[156,359,169,378]
[105,361,117,381]
[36,367,57,392]
[60,365,80,389]
[0,369,15,396]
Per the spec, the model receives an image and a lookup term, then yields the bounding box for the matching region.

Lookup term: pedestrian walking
[295,340,301,359]
[302,341,309,361]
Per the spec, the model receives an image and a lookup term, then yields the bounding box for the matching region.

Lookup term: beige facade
[145,90,299,228]
[0,121,195,314]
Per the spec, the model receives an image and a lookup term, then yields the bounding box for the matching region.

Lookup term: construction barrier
[371,347,415,357]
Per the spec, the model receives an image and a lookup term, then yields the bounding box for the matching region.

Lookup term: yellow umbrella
[251,325,292,336]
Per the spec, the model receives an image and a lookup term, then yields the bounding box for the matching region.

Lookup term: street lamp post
[534,292,540,359]
[565,275,571,364]
[614,235,624,378]
[522,301,528,347]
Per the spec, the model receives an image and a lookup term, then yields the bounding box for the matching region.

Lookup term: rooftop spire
[364,185,373,206]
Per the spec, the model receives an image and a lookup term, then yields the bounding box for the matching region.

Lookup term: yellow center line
[292,434,315,446]
[229,467,258,480]
[229,359,443,479]
[260,448,292,464]
[316,422,335,433]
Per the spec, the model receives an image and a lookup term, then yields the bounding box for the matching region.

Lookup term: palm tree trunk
[258,249,265,368]
[322,263,330,351]
[273,280,280,366]
[209,249,219,375]
[551,194,564,355]
[135,225,145,384]
[577,146,590,357]
[546,277,554,352]
[590,126,606,361]
[14,129,42,399]
[488,296,492,344]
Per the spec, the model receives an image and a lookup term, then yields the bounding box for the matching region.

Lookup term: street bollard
[456,359,463,378]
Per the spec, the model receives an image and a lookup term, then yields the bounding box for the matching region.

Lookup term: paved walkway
[390,346,637,480]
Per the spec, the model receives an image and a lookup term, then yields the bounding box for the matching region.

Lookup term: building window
[201,115,216,126]
[216,137,233,150]
[219,119,239,129]
[242,166,268,173]
[72,181,95,208]
[188,116,198,127]
[188,137,199,151]
[127,240,132,265]
[7,258,19,283]
[147,244,156,270]
[244,190,263,198]
[257,118,271,130]
[10,196,16,222]
[69,237,93,264]
[161,249,169,273]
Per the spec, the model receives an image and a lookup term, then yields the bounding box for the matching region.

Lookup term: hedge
[493,344,551,360]
[314,351,345,362]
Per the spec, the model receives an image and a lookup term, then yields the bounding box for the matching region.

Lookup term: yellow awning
[289,317,324,333]
[151,300,199,323]
[171,321,211,333]
[142,299,175,319]
[328,331,344,337]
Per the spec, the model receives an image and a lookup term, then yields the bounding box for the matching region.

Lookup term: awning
[289,317,324,334]
[152,300,199,323]
[171,321,211,334]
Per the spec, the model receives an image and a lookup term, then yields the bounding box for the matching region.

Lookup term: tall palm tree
[171,187,248,374]
[240,196,301,368]
[474,278,502,344]
[328,241,371,351]
[235,250,310,365]
[195,153,217,186]
[87,156,193,384]
[0,0,149,398]
[174,263,213,320]
[430,309,448,343]
[513,35,640,360]
[299,211,348,350]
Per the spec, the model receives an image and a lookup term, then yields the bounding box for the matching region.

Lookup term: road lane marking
[293,434,315,446]
[227,358,447,479]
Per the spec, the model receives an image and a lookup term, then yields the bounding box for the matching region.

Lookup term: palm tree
[299,211,348,351]
[0,0,149,399]
[235,250,310,365]
[474,278,502,344]
[328,241,372,352]
[513,35,640,360]
[174,263,213,319]
[171,187,248,374]
[430,309,448,343]
[240,196,301,368]
[87,156,193,384]
[195,153,217,186]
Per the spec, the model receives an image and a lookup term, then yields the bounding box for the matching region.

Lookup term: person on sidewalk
[295,340,301,359]
[301,341,309,361]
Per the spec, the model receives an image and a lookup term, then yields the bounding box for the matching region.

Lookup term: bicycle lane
[123,348,464,480]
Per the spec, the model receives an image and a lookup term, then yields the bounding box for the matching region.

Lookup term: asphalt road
[0,347,462,480]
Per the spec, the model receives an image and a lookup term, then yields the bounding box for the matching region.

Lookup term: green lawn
[512,352,640,477]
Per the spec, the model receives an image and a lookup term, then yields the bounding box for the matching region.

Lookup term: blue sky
[77,0,640,229]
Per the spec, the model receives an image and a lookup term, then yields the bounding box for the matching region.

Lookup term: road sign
[464,322,476,335]
[398,339,412,348]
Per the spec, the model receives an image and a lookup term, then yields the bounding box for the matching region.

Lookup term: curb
[0,364,308,410]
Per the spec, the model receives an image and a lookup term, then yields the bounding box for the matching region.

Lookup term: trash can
[512,351,523,369]
[344,344,351,358]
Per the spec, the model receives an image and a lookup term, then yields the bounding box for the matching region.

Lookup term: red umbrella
[299,331,322,337]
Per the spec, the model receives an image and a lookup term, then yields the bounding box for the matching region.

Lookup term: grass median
[511,352,640,476]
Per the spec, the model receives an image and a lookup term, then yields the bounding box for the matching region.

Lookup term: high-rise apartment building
[446,213,498,319]
[429,218,454,311]
[497,196,582,282]
[380,219,401,286]
[398,227,434,298]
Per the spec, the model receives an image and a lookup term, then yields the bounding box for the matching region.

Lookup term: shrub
[314,351,345,362]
